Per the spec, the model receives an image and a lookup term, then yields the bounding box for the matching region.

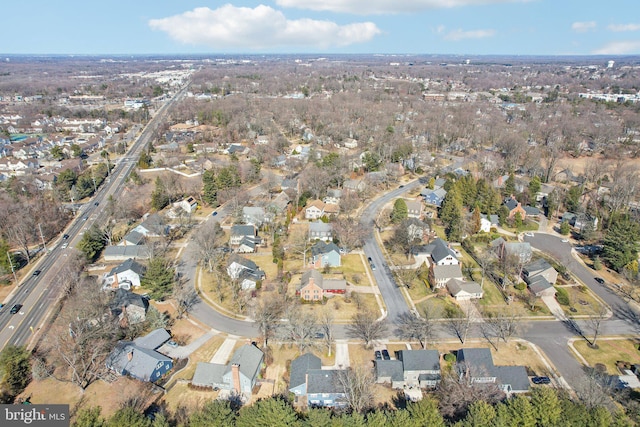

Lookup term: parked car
[595,277,605,284]
[524,232,534,237]
[370,263,376,271]
[10,304,22,314]
[166,340,178,348]
[532,376,551,385]
[381,349,390,360]
[374,350,382,360]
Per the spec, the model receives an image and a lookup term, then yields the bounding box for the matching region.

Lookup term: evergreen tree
[529,176,542,198]
[440,185,464,242]
[530,387,562,427]
[106,407,151,427]
[0,345,31,398]
[0,239,15,277]
[407,396,446,427]
[72,407,106,427]
[461,400,497,427]
[141,256,175,300]
[565,185,582,213]
[471,207,482,234]
[202,169,219,206]
[150,177,170,211]
[559,221,571,235]
[603,217,640,271]
[77,225,106,262]
[502,395,536,427]
[303,408,332,427]
[391,198,409,223]
[236,397,300,427]
[189,400,236,427]
[504,173,516,197]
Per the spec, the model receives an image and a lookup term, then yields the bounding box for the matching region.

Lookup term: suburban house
[504,196,540,219]
[422,187,447,207]
[173,196,198,214]
[226,254,266,290]
[491,238,532,265]
[289,353,347,408]
[109,288,149,325]
[305,200,325,220]
[562,212,598,232]
[266,192,290,215]
[103,245,150,261]
[106,328,173,382]
[405,218,430,242]
[230,225,258,246]
[132,213,169,237]
[446,278,484,301]
[103,258,146,290]
[119,230,145,246]
[430,265,464,288]
[191,344,264,397]
[522,258,558,297]
[243,206,270,227]
[375,349,441,389]
[456,348,529,395]
[343,178,365,192]
[308,221,333,242]
[405,199,424,219]
[423,238,464,288]
[297,270,346,301]
[310,241,341,268]
[427,238,459,266]
[480,214,500,233]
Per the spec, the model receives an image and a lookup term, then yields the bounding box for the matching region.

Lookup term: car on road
[561,238,569,243]
[63,234,69,240]
[374,350,382,360]
[10,304,22,314]
[595,277,605,284]
[399,185,404,188]
[370,263,376,271]
[531,376,551,385]
[32,270,41,276]
[82,216,88,221]
[381,349,390,360]
[212,211,218,216]
[94,202,99,206]
[524,232,534,237]
[367,256,372,262]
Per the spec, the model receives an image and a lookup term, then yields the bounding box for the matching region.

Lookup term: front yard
[572,338,640,375]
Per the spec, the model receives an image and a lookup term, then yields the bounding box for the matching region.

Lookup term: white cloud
[593,40,640,54]
[571,21,597,32]
[444,29,496,41]
[148,5,381,50]
[608,23,640,32]
[275,0,528,15]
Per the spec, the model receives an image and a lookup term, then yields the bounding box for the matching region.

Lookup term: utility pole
[38,223,47,252]
[6,251,17,283]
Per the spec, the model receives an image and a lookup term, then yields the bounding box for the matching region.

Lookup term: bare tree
[319,308,335,357]
[335,365,376,413]
[192,221,226,272]
[484,309,521,346]
[278,303,317,352]
[586,305,609,348]
[172,277,199,319]
[347,309,387,349]
[44,279,118,390]
[253,295,285,350]
[394,267,419,289]
[445,305,472,344]
[395,309,437,349]
[286,229,312,267]
[332,217,368,252]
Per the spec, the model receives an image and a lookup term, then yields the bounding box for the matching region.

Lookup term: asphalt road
[0,86,190,350]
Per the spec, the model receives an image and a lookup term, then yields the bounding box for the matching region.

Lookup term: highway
[0,85,190,350]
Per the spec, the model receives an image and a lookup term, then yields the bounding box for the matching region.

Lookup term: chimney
[127,350,133,361]
[231,364,241,394]
[113,273,119,289]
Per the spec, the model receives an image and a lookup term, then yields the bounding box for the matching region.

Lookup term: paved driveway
[542,295,566,320]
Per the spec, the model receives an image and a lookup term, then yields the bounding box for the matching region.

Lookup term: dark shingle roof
[133,328,170,350]
[430,238,458,264]
[290,353,321,389]
[228,344,264,381]
[109,258,146,277]
[306,369,342,394]
[397,350,440,372]
[375,360,404,382]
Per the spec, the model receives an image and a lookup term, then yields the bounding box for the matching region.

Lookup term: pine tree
[236,397,300,427]
[391,198,409,223]
[189,400,236,427]
[406,396,445,427]
[530,387,562,427]
[462,401,497,427]
[141,257,175,300]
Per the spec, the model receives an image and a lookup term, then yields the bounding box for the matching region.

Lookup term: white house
[103,258,146,290]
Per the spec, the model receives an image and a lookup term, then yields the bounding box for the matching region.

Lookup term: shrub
[444,353,456,362]
[514,282,527,291]
[555,287,570,305]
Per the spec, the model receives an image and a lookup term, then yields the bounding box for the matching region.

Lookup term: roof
[447,279,483,296]
[494,366,530,392]
[231,224,256,237]
[121,230,145,245]
[109,258,146,277]
[432,264,463,281]
[104,245,149,259]
[405,199,423,212]
[133,328,171,350]
[290,353,322,389]
[306,369,343,394]
[107,342,171,381]
[457,348,529,392]
[192,362,227,388]
[523,258,554,277]
[375,360,404,382]
[311,241,341,257]
[430,238,458,264]
[523,206,540,216]
[228,254,260,271]
[397,350,440,372]
[109,289,149,314]
[139,213,166,235]
[229,344,264,381]
[309,221,333,233]
[527,275,554,294]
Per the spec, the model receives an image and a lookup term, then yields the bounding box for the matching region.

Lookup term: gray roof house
[242,206,270,226]
[132,213,169,237]
[447,278,484,301]
[430,264,463,288]
[522,259,557,297]
[289,353,347,408]
[109,289,149,325]
[119,230,145,246]
[310,241,341,268]
[456,348,529,395]
[192,344,264,397]
[104,258,146,290]
[103,245,150,261]
[226,254,266,289]
[376,349,441,389]
[422,187,447,207]
[230,225,258,246]
[428,238,459,266]
[106,328,172,382]
[308,221,333,242]
[491,238,532,265]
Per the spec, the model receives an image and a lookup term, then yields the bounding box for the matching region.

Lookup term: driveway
[331,340,350,369]
[541,295,566,320]
[209,336,239,364]
[159,329,216,359]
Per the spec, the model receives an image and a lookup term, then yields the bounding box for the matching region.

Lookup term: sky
[2,0,640,56]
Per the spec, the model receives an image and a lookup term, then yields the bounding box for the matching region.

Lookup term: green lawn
[560,285,606,317]
[477,280,508,308]
[407,280,431,301]
[415,294,458,318]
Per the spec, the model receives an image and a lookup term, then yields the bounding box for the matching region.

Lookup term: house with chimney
[226,254,266,290]
[375,349,441,389]
[456,348,529,395]
[504,196,540,219]
[106,329,173,382]
[103,258,146,290]
[297,270,346,301]
[424,238,464,288]
[289,353,347,408]
[173,196,198,214]
[109,289,149,325]
[191,344,264,398]
[309,241,341,268]
[522,258,557,297]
